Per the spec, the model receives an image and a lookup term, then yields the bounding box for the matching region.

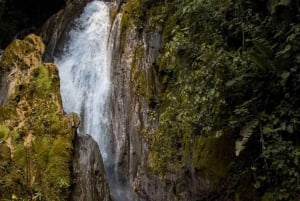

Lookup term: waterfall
[54,1,136,201]
[55,1,111,160]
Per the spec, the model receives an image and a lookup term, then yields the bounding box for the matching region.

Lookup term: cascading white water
[55,1,111,160]
[54,1,137,201]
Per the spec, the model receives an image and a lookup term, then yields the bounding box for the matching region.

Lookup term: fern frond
[235,119,259,156]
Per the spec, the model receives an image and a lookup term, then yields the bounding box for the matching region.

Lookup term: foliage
[223,1,300,199]
[127,0,300,199]
[120,0,144,49]
[235,119,259,156]
[0,35,74,200]
[0,124,10,140]
[34,65,51,96]
[144,0,233,176]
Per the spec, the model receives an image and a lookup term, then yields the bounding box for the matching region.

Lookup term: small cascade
[54,1,136,200]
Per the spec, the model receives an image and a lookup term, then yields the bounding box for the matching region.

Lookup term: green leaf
[252,40,273,59]
[235,119,259,156]
[225,74,249,87]
[263,126,274,134]
[249,53,271,72]
[287,125,294,134]
[280,71,290,86]
[276,44,291,59]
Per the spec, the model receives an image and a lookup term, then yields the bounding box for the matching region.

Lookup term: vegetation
[34,65,52,96]
[0,35,74,200]
[0,0,299,200]
[123,0,300,200]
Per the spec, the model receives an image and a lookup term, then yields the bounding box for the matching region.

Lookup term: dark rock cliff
[0,0,65,48]
[113,1,300,201]
[71,134,112,201]
[110,1,236,201]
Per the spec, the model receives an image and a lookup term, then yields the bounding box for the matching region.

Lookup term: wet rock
[113,6,234,200]
[41,0,94,61]
[42,0,114,61]
[71,134,112,201]
[109,12,144,189]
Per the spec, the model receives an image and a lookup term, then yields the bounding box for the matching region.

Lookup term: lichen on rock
[0,34,75,200]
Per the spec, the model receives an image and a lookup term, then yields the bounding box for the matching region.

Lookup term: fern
[252,40,273,59]
[235,119,259,156]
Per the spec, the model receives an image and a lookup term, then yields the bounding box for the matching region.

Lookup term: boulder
[71,134,112,201]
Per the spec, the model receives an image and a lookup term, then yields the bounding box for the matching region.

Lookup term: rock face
[110,2,235,201]
[0,34,76,200]
[41,0,94,61]
[109,12,143,186]
[71,134,112,201]
[40,0,234,201]
[0,1,233,201]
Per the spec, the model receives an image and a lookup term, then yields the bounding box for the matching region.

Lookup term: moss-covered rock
[193,134,235,182]
[0,34,75,200]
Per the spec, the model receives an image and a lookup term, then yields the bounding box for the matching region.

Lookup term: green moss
[48,114,63,133]
[193,134,235,181]
[46,136,72,197]
[0,104,16,123]
[29,134,72,200]
[131,45,146,95]
[0,40,27,71]
[0,35,74,200]
[147,4,168,31]
[123,0,143,29]
[120,11,130,51]
[49,135,72,159]
[0,34,45,71]
[120,0,143,50]
[33,136,51,169]
[14,144,26,164]
[0,124,10,140]
[34,65,52,96]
